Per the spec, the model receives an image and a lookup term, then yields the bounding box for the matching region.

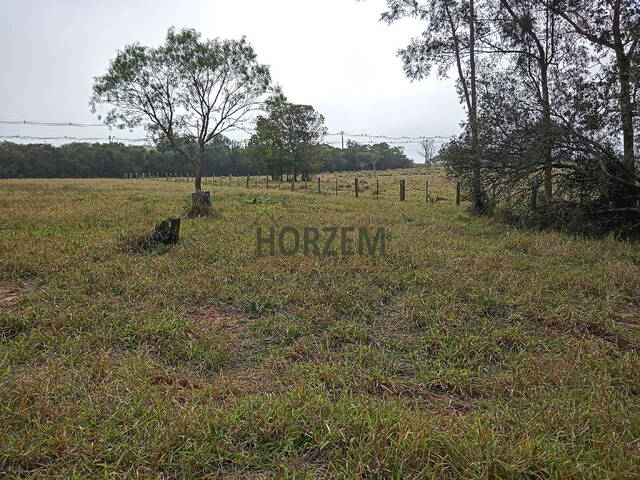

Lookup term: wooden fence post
[317,177,321,194]
[376,179,379,199]
[355,178,359,198]
[425,180,429,202]
[335,177,338,195]
[266,177,269,189]
[400,179,406,201]
[304,181,308,192]
[456,182,461,206]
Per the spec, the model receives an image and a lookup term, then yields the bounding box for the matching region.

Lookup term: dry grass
[0,170,639,478]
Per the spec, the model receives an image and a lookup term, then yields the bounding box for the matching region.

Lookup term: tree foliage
[0,139,413,179]
[91,28,271,192]
[387,0,640,231]
[248,94,326,180]
[383,0,485,212]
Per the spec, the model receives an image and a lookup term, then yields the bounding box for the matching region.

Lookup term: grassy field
[1,169,639,479]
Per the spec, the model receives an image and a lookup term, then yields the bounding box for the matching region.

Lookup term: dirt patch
[150,369,281,402]
[192,305,250,334]
[151,374,205,402]
[583,322,636,351]
[151,374,204,390]
[404,386,477,413]
[0,280,35,310]
[614,307,639,327]
[365,381,478,414]
[537,317,638,352]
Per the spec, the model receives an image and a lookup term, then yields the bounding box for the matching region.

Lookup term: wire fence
[0,118,457,152]
[128,170,462,205]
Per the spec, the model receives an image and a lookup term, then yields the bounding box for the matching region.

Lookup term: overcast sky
[0,0,464,160]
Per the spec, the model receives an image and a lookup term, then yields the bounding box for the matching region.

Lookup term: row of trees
[384,0,639,229]
[0,139,248,179]
[0,139,412,179]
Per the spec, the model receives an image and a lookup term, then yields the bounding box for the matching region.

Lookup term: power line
[0,134,149,143]
[0,120,109,127]
[0,119,456,141]
[326,131,455,141]
[0,118,458,145]
[326,139,448,146]
[1,134,449,147]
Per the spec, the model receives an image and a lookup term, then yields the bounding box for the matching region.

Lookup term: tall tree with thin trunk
[482,0,571,200]
[91,28,271,208]
[543,0,639,183]
[382,0,486,213]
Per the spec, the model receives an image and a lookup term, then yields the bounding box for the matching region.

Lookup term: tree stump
[188,191,212,217]
[152,217,181,244]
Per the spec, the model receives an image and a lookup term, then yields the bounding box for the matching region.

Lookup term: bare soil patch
[0,280,35,310]
[537,316,638,352]
[192,304,250,334]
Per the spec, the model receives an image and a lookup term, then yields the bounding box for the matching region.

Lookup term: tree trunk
[194,144,204,192]
[152,217,181,244]
[540,61,553,200]
[611,0,635,179]
[615,49,635,178]
[469,0,484,213]
[188,191,211,217]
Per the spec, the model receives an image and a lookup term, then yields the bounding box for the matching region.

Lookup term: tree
[542,0,639,182]
[383,0,486,213]
[248,93,326,180]
[341,141,413,172]
[481,0,573,200]
[418,138,438,165]
[91,28,271,211]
